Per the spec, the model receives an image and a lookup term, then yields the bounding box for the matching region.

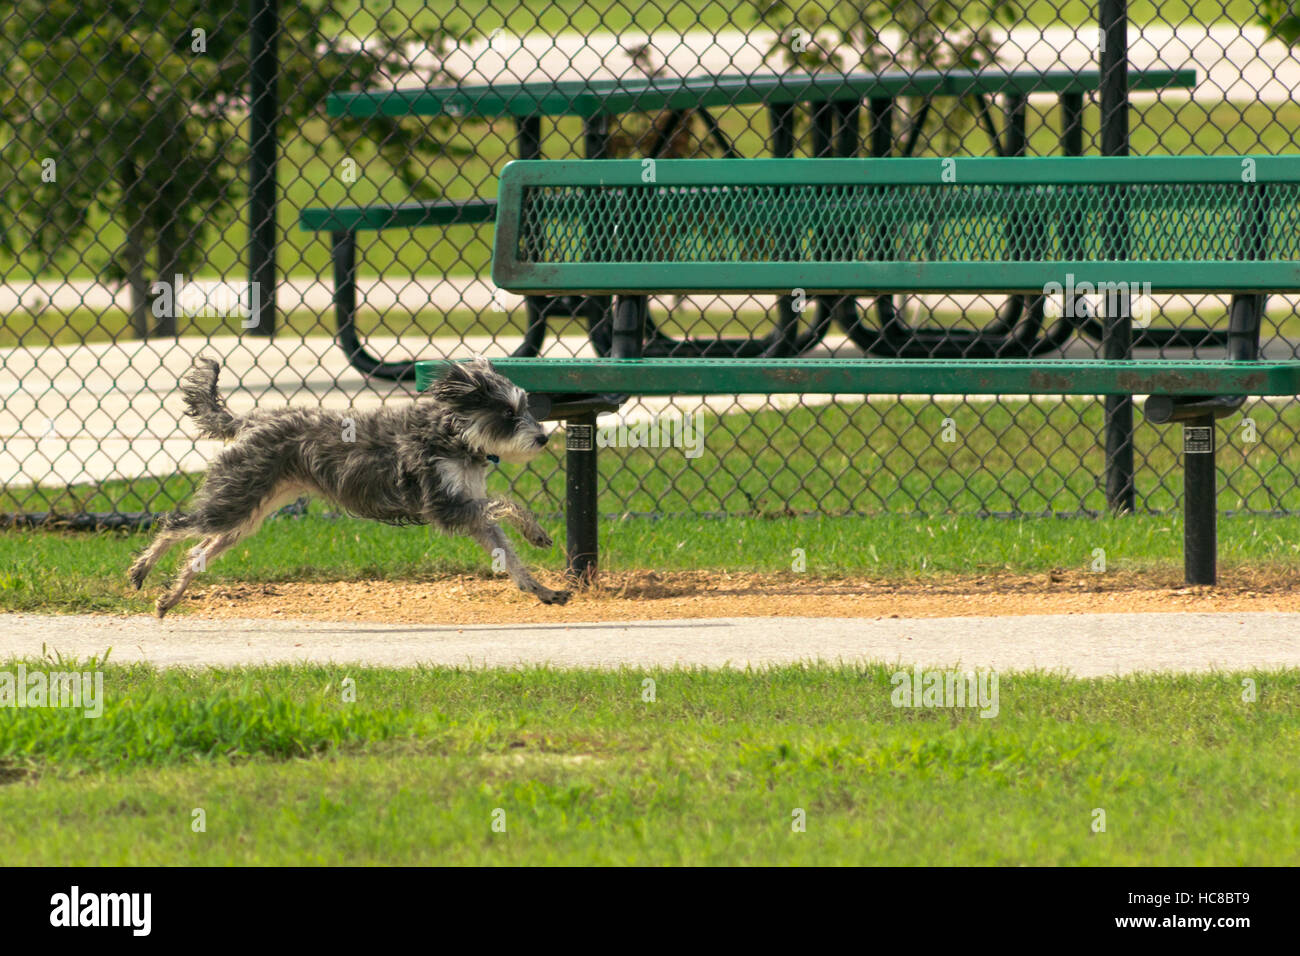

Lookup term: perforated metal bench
[417,155,1300,586]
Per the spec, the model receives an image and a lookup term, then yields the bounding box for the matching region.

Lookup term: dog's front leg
[473,522,571,606]
[483,497,552,549]
[421,479,569,606]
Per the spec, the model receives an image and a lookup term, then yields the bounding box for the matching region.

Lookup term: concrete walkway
[435,22,1292,106]
[3,611,1299,675]
[0,330,838,488]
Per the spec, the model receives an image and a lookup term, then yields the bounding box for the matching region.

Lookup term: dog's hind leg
[473,523,570,605]
[151,478,308,616]
[128,515,197,589]
[155,529,242,617]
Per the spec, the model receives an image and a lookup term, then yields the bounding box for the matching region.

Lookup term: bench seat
[298,198,497,233]
[425,357,1300,398]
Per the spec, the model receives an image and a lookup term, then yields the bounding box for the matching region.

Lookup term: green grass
[2,662,1296,864]
[331,0,1268,37]
[10,298,1300,350]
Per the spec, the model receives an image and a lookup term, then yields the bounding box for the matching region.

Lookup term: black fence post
[1100,0,1135,513]
[248,0,279,337]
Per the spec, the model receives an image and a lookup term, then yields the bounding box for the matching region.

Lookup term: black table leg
[1060,91,1084,157]
[580,113,616,353]
[835,97,915,355]
[984,93,1044,345]
[1004,92,1027,157]
[868,96,893,158]
[514,114,550,356]
[836,99,860,158]
[769,102,796,159]
[583,111,609,158]
[804,98,865,356]
[763,102,801,357]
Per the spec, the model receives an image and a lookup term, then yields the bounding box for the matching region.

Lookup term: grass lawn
[1,662,1295,864]
[334,1,1266,37]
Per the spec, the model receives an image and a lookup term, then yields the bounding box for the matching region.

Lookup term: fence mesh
[3,0,1300,525]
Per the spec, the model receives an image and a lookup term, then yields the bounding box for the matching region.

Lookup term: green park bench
[414,154,1300,587]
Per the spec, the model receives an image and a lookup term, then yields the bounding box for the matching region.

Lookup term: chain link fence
[3,0,1300,526]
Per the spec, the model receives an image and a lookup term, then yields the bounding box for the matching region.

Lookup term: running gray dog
[129,357,569,616]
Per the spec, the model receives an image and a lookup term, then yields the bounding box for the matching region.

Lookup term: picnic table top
[328,67,1197,120]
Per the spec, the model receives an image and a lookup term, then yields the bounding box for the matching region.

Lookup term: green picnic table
[317,67,1197,371]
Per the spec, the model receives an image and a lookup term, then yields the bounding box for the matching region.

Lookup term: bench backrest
[493,156,1300,295]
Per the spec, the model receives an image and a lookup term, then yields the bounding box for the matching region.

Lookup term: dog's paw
[538,588,571,606]
[525,526,553,549]
[128,566,146,590]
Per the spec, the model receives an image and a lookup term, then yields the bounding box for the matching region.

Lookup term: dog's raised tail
[181,358,240,440]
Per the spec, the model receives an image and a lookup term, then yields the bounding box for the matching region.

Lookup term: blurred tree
[745,0,1015,153]
[0,0,468,337]
[1259,1,1300,44]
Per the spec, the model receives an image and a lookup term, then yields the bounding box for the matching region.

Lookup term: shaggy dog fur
[129,357,569,616]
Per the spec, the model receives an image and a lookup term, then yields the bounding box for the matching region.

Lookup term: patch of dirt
[181,567,1300,625]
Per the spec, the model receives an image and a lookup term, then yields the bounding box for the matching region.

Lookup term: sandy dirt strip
[176,568,1300,625]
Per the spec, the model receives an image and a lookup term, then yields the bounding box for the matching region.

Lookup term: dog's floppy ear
[431,358,497,406]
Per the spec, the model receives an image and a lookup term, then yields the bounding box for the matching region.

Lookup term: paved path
[0,331,836,488]
[4,611,1299,675]
[436,23,1290,105]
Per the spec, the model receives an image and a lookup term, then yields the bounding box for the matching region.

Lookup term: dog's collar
[486,454,500,464]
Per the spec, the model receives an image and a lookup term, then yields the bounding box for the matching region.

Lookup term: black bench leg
[332,230,356,337]
[513,297,548,357]
[612,296,648,359]
[565,412,599,585]
[1183,413,1217,586]
[330,229,419,380]
[561,296,646,584]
